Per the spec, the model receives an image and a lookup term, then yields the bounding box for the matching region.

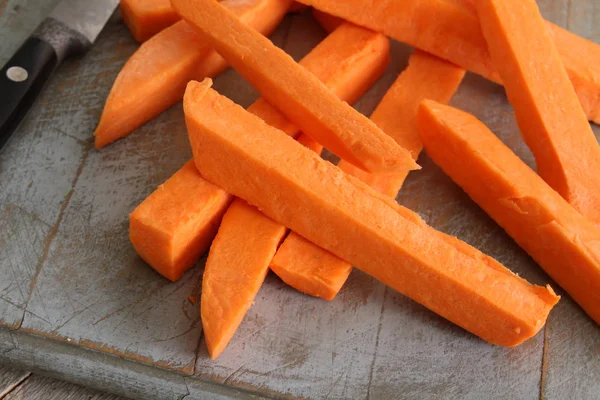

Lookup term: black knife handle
[0,18,90,150]
[0,38,57,149]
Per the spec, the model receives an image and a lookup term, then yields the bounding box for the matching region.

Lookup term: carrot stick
[120,0,180,42]
[185,79,559,347]
[476,0,600,229]
[202,199,287,359]
[296,133,323,155]
[294,0,600,124]
[95,0,291,149]
[171,0,417,173]
[271,51,465,300]
[129,23,390,282]
[312,9,342,33]
[339,51,465,196]
[202,132,322,359]
[418,100,600,325]
[271,232,352,299]
[201,30,383,357]
[129,161,233,281]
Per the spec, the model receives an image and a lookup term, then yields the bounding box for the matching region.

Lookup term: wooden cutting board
[0,1,598,399]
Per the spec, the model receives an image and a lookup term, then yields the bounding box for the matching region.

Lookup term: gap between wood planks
[0,371,31,398]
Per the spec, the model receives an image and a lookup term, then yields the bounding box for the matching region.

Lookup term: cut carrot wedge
[272,51,465,300]
[339,50,465,197]
[129,23,390,281]
[202,132,322,359]
[171,0,416,173]
[419,100,600,325]
[312,9,342,33]
[120,0,180,42]
[185,79,559,347]
[271,232,352,300]
[129,161,232,282]
[476,0,600,229]
[546,24,600,124]
[202,199,287,359]
[294,0,600,124]
[458,0,600,121]
[95,0,291,149]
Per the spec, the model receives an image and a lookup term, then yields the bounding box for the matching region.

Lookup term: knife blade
[0,0,120,150]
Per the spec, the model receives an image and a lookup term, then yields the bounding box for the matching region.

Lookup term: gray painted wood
[15,8,294,375]
[0,0,85,330]
[0,328,269,400]
[0,1,598,399]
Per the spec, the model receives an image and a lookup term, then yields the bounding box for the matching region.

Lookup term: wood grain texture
[18,6,293,375]
[0,366,30,397]
[15,11,203,373]
[2,374,125,400]
[0,0,89,329]
[0,0,598,399]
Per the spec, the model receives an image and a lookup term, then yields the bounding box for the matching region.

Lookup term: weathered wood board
[0,365,124,400]
[0,366,30,397]
[0,1,598,399]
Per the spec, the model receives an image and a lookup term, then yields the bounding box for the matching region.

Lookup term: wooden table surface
[0,0,599,399]
[0,366,126,399]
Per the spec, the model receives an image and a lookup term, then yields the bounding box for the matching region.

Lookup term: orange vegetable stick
[120,0,180,42]
[202,132,322,359]
[294,0,600,124]
[202,199,287,359]
[271,51,465,300]
[271,232,352,299]
[129,161,233,281]
[171,0,417,173]
[95,0,291,149]
[295,133,323,155]
[476,0,600,229]
[419,100,600,325]
[129,23,390,281]
[184,79,559,347]
[339,51,465,196]
[312,9,342,32]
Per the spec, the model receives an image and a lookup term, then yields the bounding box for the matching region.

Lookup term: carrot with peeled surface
[129,161,232,282]
[129,23,390,281]
[271,51,465,300]
[95,0,291,149]
[418,100,600,325]
[171,0,416,173]
[312,9,342,33]
[184,79,559,347]
[201,29,384,357]
[294,0,600,124]
[202,199,287,359]
[339,51,465,195]
[271,232,352,300]
[203,132,322,359]
[476,0,600,229]
[295,133,323,155]
[120,0,179,42]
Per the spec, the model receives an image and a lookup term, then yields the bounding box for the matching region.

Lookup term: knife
[0,0,119,150]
